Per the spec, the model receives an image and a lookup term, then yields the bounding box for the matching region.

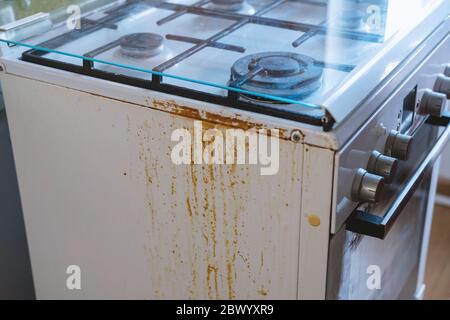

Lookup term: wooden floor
[425,205,450,300]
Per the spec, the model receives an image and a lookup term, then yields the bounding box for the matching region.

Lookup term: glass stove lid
[0,0,448,128]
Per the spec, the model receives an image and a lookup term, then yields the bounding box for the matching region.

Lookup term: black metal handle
[346,113,450,239]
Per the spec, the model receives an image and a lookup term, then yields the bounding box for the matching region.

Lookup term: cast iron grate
[20,0,385,131]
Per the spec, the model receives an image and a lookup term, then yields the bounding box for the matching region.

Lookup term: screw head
[321,116,329,124]
[290,130,303,142]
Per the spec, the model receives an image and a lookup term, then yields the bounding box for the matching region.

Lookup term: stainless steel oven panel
[332,33,450,233]
[346,119,450,239]
[376,121,439,209]
[326,169,433,300]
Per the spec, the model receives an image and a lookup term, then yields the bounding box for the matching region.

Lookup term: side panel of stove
[331,35,450,233]
[1,74,309,300]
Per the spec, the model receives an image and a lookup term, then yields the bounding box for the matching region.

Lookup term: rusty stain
[225,172,240,300]
[226,263,236,300]
[184,165,200,299]
[260,250,264,268]
[170,176,177,209]
[81,91,344,149]
[186,197,193,217]
[152,99,291,140]
[190,165,199,212]
[135,113,305,299]
[207,265,220,300]
[204,165,217,299]
[83,89,297,140]
[190,257,198,299]
[208,165,218,258]
[145,164,153,184]
[257,287,268,296]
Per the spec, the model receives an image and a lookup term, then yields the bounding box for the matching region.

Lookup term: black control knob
[419,89,447,117]
[444,64,450,77]
[351,168,385,203]
[385,130,413,161]
[434,74,450,99]
[367,151,398,184]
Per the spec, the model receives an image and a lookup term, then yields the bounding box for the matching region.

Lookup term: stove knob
[367,151,398,184]
[351,168,384,203]
[444,64,450,77]
[385,130,413,161]
[419,89,447,117]
[434,74,450,99]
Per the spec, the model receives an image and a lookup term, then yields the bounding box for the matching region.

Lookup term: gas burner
[230,52,323,102]
[207,0,255,15]
[119,33,164,58]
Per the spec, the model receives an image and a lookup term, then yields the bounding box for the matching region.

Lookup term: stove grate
[20,0,384,130]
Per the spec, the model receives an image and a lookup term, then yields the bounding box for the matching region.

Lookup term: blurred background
[0,0,449,300]
[1,0,77,20]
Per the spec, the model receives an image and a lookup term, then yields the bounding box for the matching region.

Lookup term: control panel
[332,44,449,233]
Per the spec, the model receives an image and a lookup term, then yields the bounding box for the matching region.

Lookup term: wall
[0,88,35,299]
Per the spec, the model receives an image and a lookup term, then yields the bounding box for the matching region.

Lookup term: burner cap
[209,0,255,14]
[211,0,244,8]
[230,52,323,101]
[119,33,164,58]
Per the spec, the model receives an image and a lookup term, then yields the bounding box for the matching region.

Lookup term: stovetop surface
[0,0,448,129]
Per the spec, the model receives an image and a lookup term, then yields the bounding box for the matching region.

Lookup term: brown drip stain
[145,164,153,184]
[140,124,157,231]
[260,250,264,268]
[190,165,199,213]
[190,257,198,299]
[209,165,218,258]
[227,263,236,300]
[184,165,199,298]
[204,165,218,298]
[171,179,176,196]
[207,265,220,300]
[223,172,240,301]
[186,197,193,217]
[257,287,268,296]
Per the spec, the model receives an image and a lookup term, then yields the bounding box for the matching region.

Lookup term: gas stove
[0,0,449,300]
[3,0,432,129]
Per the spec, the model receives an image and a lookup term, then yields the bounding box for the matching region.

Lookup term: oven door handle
[346,113,450,240]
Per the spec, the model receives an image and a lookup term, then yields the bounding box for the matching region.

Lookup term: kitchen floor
[425,205,450,300]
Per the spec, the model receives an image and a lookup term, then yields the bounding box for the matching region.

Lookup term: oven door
[326,114,450,300]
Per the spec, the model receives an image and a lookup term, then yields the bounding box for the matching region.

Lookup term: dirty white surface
[1,74,331,299]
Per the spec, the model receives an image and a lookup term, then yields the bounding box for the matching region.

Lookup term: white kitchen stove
[0,0,449,300]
